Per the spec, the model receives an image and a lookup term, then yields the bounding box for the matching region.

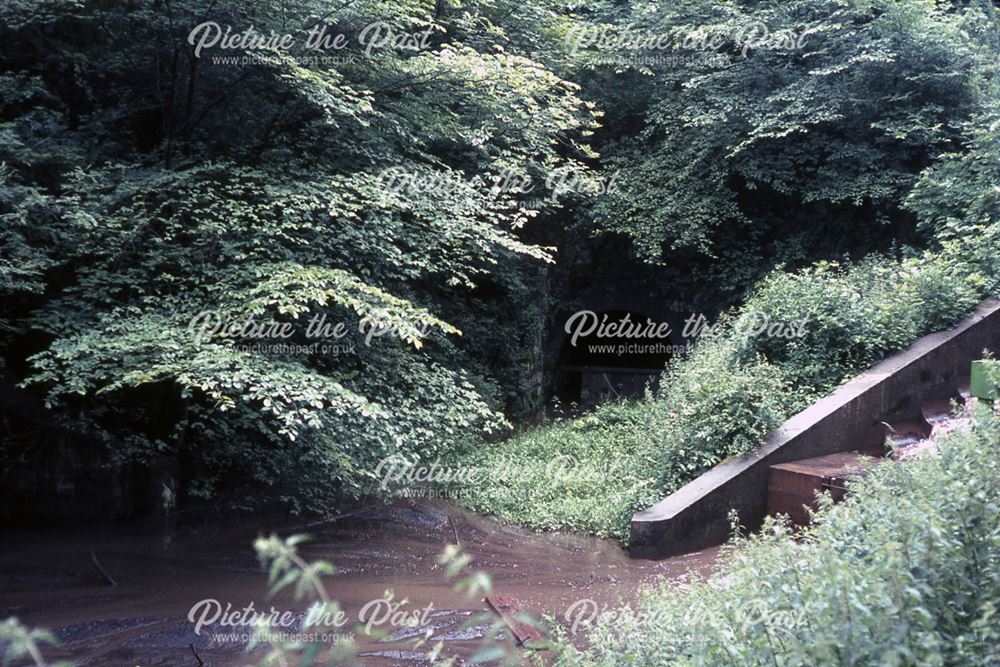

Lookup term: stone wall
[630,298,1000,558]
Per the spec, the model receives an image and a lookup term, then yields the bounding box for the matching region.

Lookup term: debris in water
[485,594,545,649]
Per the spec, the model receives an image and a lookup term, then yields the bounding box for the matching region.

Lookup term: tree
[0,0,596,507]
[579,0,997,274]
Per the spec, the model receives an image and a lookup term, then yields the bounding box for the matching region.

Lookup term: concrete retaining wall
[630,298,1000,558]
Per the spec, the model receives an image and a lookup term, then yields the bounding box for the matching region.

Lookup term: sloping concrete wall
[630,298,1000,558]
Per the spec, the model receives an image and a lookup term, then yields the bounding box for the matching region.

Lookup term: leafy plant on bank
[555,408,1000,666]
[249,536,524,666]
[0,618,68,667]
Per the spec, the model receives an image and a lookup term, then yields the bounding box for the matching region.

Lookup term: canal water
[1,501,719,665]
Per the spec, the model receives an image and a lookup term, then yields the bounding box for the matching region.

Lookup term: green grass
[447,401,667,539]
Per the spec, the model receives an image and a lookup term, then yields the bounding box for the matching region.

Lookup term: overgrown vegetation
[3,0,1000,529]
[555,408,1000,666]
[450,237,994,539]
[246,537,527,666]
[5,1,1000,664]
[445,0,1000,536]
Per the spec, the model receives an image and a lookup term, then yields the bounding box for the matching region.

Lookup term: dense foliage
[1,0,597,508]
[4,3,1000,665]
[577,0,999,297]
[557,408,1000,666]
[3,0,1000,520]
[437,0,1000,539]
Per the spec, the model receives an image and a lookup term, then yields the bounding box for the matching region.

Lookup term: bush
[897,254,984,333]
[556,410,1000,666]
[650,334,792,491]
[737,260,912,390]
[738,255,983,393]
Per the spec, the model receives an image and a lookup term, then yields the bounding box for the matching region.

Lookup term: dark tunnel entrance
[554,309,675,409]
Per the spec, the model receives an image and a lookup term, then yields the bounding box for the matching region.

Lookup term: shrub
[650,334,792,492]
[738,254,985,393]
[737,260,911,390]
[557,410,1000,666]
[896,253,984,333]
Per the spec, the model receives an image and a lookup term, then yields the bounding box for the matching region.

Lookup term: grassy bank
[446,250,985,540]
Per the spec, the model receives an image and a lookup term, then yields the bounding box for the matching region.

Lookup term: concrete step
[767,452,881,525]
[768,393,968,523]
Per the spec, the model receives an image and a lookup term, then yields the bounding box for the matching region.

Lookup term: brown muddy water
[1,501,719,666]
